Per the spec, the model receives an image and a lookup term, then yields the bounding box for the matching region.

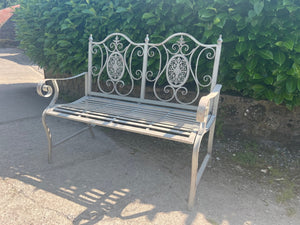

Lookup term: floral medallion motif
[106,52,125,81]
[166,55,189,88]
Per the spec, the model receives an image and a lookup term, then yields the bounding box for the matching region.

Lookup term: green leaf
[248,32,256,40]
[258,50,273,60]
[199,11,214,19]
[253,73,263,79]
[284,40,294,50]
[116,7,127,13]
[248,10,256,19]
[236,42,247,55]
[146,18,158,25]
[292,63,300,78]
[57,40,71,47]
[236,72,245,82]
[213,17,220,25]
[297,79,300,91]
[246,58,258,72]
[239,36,245,42]
[275,40,294,50]
[256,38,267,48]
[206,7,217,13]
[60,24,70,31]
[273,51,286,66]
[232,61,242,70]
[176,0,187,4]
[254,1,264,15]
[232,14,242,22]
[277,74,286,82]
[82,9,96,16]
[284,94,293,101]
[89,8,96,16]
[203,30,214,39]
[142,12,155,19]
[286,79,296,93]
[265,89,274,101]
[264,76,273,85]
[251,84,265,93]
[294,43,300,53]
[274,93,284,105]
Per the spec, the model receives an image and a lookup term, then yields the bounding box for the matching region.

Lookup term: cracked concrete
[0,48,299,225]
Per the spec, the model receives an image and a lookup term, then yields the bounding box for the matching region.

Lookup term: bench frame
[37,32,223,209]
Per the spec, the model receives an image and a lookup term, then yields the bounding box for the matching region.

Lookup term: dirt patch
[218,95,300,149]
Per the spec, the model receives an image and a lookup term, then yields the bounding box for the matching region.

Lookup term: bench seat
[46,96,214,144]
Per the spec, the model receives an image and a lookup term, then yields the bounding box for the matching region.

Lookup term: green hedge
[14,0,300,109]
[0,0,18,8]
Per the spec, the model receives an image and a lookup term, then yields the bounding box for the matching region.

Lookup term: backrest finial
[217,34,223,44]
[145,34,149,44]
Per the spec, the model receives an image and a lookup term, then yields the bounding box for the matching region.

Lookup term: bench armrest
[196,84,222,125]
[37,72,87,106]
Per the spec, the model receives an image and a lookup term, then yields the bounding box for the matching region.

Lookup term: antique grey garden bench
[37,32,223,209]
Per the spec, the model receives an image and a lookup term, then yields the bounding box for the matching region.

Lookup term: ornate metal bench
[37,32,223,209]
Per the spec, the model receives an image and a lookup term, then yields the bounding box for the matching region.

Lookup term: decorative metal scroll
[146,34,217,105]
[166,54,190,88]
[89,33,220,105]
[90,34,144,96]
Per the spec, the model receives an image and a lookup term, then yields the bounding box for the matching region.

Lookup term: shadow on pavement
[1,116,210,224]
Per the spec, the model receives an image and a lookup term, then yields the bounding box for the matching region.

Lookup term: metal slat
[55,98,200,130]
[89,92,198,111]
[52,107,193,137]
[56,107,199,129]
[65,98,197,125]
[84,96,197,116]
[46,109,196,144]
[55,106,197,134]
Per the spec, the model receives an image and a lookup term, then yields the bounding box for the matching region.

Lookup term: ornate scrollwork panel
[88,33,219,103]
[90,34,144,96]
[147,34,217,105]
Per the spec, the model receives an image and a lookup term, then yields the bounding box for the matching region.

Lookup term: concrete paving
[0,48,299,225]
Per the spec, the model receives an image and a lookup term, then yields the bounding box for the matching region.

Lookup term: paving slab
[0,48,299,225]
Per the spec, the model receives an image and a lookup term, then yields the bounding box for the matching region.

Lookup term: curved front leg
[37,72,87,163]
[42,110,53,163]
[188,133,211,210]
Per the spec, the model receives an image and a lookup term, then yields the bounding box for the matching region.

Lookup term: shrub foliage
[14,0,300,108]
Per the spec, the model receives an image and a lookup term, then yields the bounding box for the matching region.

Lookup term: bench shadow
[1,116,213,224]
[0,115,266,225]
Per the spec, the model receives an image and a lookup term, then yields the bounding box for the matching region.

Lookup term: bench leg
[188,133,211,210]
[42,114,95,163]
[42,111,53,163]
[207,120,216,163]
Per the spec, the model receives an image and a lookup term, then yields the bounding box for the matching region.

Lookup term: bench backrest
[87,33,222,110]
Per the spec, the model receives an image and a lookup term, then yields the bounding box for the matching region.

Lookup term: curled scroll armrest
[196,84,222,123]
[37,72,87,97]
[37,72,87,106]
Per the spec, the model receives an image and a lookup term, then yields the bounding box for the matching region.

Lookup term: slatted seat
[47,96,207,144]
[37,32,223,209]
